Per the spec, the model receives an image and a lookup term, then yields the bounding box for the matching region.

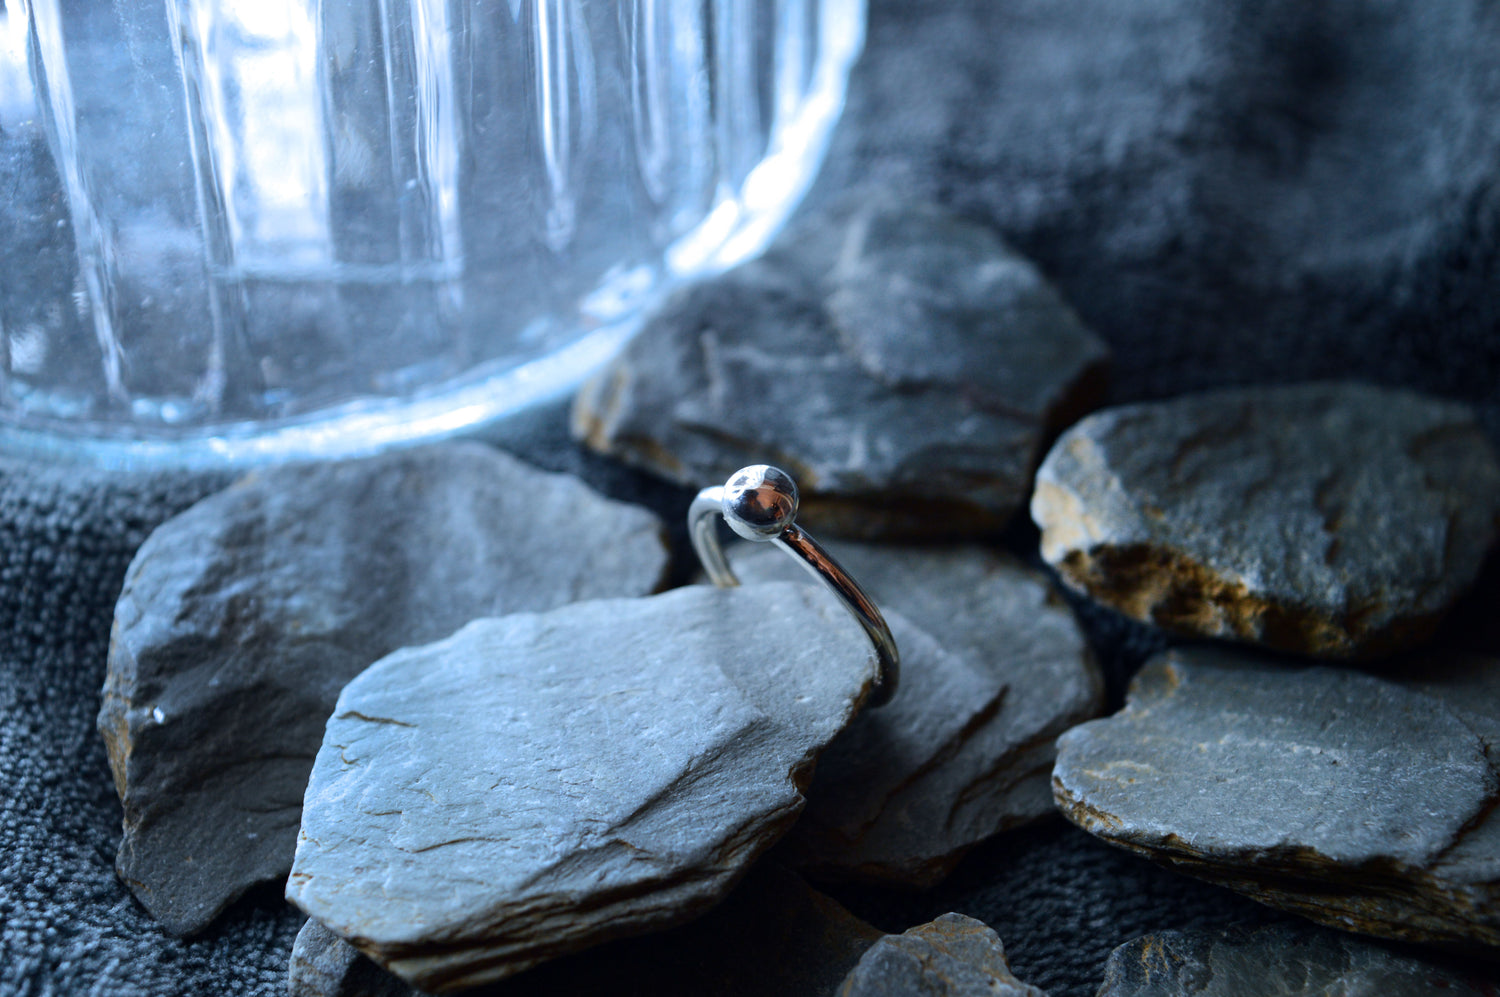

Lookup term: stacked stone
[1020,379,1500,989]
[95,196,1113,993]
[1030,381,1500,977]
[96,191,1500,993]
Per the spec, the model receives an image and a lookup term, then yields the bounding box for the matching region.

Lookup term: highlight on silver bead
[688,464,901,707]
[722,465,799,541]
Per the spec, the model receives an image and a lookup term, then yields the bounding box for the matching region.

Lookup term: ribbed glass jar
[0,0,863,466]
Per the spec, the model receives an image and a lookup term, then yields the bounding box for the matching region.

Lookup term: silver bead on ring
[689,465,900,706]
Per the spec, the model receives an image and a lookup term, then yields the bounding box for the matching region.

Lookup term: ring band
[689,465,900,706]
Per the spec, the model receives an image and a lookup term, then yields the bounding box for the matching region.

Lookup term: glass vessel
[0,0,863,467]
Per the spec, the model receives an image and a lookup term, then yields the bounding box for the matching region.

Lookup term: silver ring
[689,465,900,707]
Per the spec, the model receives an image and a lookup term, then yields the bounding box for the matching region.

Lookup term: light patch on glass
[0,3,37,126]
[183,0,330,266]
[8,322,48,374]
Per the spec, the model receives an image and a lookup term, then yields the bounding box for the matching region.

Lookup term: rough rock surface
[286,583,877,993]
[574,195,1109,539]
[100,443,670,936]
[1096,924,1499,996]
[1053,646,1500,952]
[732,542,1102,885]
[290,920,412,997]
[289,864,882,997]
[839,913,1047,997]
[1032,382,1500,659]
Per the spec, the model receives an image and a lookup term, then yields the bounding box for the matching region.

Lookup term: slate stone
[1032,382,1500,659]
[99,442,670,936]
[1096,924,1499,997]
[286,582,877,993]
[838,913,1046,997]
[1052,646,1500,953]
[732,542,1103,886]
[290,920,414,997]
[289,864,882,997]
[573,194,1109,540]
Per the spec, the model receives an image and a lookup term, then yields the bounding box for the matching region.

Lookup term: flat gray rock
[100,443,670,935]
[1053,646,1500,952]
[733,542,1102,885]
[1032,382,1500,658]
[286,583,877,993]
[289,864,882,997]
[838,913,1046,997]
[1097,924,1498,996]
[574,194,1109,539]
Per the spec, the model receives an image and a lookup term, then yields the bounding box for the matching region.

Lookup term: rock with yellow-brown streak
[1032,382,1500,659]
[1053,646,1500,954]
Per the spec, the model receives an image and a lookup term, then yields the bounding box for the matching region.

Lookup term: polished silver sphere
[721,465,799,541]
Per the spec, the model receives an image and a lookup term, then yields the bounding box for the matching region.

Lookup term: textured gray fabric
[4,0,1500,994]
